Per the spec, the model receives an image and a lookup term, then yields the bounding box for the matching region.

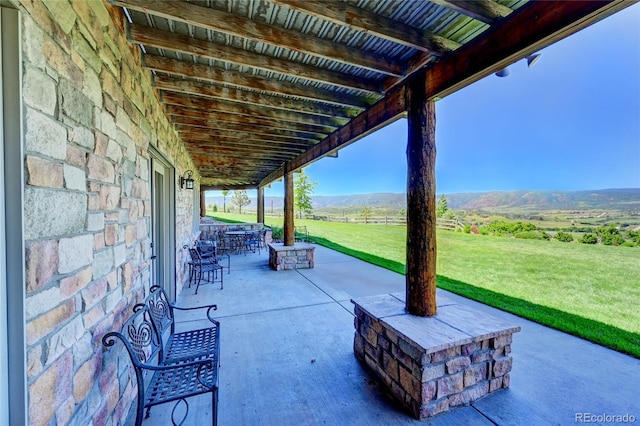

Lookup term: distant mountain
[205,188,640,211]
[445,189,640,211]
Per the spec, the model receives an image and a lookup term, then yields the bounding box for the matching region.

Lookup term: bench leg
[212,386,218,426]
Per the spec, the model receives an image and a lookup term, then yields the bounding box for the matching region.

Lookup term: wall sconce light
[180,170,195,189]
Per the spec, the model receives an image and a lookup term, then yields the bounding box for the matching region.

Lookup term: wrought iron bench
[102,286,220,426]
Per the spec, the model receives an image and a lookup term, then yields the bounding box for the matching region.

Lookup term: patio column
[283,171,295,246]
[200,189,206,218]
[257,187,265,224]
[405,72,437,317]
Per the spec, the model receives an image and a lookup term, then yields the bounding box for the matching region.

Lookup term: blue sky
[227,4,640,198]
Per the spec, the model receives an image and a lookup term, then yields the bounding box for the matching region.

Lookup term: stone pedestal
[268,243,315,271]
[352,293,520,419]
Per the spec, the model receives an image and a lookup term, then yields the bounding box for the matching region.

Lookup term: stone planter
[352,293,520,419]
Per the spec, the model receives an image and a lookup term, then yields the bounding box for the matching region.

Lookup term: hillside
[445,188,640,211]
[205,188,640,212]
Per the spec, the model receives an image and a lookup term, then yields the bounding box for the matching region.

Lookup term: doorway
[150,147,176,301]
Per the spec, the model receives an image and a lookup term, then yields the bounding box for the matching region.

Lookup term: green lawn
[212,212,640,357]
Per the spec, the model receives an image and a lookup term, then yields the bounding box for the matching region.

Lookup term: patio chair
[186,246,223,294]
[198,238,230,274]
[243,230,262,255]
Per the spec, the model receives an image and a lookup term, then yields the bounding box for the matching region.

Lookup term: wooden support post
[283,172,295,246]
[257,187,265,224]
[405,72,437,317]
[200,189,206,218]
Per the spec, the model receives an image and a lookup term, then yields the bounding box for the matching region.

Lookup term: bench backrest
[102,304,162,369]
[144,286,176,353]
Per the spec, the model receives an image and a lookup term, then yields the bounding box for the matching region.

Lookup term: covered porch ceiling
[108,0,631,190]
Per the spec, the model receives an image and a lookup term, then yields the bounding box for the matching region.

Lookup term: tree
[361,206,372,224]
[436,194,449,218]
[294,169,317,219]
[221,190,230,213]
[231,190,250,214]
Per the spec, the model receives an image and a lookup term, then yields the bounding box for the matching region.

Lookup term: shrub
[620,241,636,248]
[595,224,620,237]
[627,230,640,244]
[554,231,574,242]
[601,233,626,246]
[514,231,548,240]
[463,224,471,234]
[484,220,537,236]
[580,233,598,244]
[270,226,283,241]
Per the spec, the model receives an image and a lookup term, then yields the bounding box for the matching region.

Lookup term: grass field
[212,212,640,357]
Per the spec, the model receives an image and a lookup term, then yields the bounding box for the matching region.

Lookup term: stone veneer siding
[20,1,198,425]
[352,294,520,419]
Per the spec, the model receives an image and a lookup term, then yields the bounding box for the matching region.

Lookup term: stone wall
[20,1,197,425]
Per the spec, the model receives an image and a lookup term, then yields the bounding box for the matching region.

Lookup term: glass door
[150,150,176,301]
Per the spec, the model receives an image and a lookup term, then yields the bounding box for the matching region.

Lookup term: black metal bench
[102,286,220,425]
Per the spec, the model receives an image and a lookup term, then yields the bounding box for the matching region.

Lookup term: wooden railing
[225,210,463,230]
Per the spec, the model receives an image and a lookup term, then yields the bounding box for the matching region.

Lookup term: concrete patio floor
[145,245,639,425]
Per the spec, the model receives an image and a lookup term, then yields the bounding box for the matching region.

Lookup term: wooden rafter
[160,92,347,128]
[185,144,297,159]
[113,0,403,76]
[271,0,461,54]
[170,116,325,141]
[429,0,513,24]
[180,132,312,150]
[129,25,383,94]
[173,122,321,144]
[165,105,336,135]
[153,75,360,119]
[178,129,315,148]
[143,55,374,109]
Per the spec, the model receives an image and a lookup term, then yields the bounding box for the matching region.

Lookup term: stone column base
[352,293,521,419]
[268,243,315,271]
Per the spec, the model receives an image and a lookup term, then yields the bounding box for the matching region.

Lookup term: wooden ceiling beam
[160,92,347,128]
[187,150,297,162]
[425,0,630,101]
[166,105,336,135]
[429,0,513,24]
[179,129,314,148]
[170,116,325,141]
[153,74,360,119]
[260,85,407,187]
[113,0,403,76]
[143,55,374,109]
[201,184,259,191]
[185,138,309,155]
[184,144,304,158]
[194,158,283,167]
[128,24,384,94]
[180,132,312,151]
[178,128,316,146]
[183,134,308,154]
[271,0,460,54]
